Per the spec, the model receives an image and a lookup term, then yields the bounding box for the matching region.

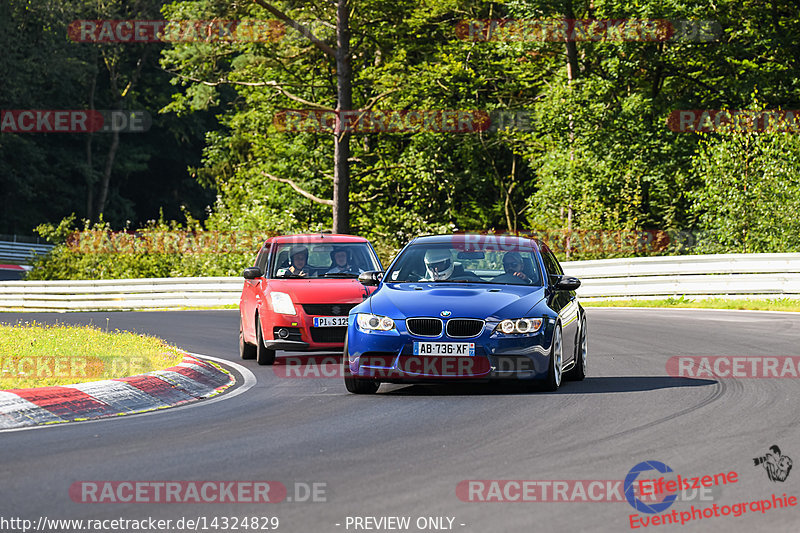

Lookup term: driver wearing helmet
[422,248,454,281]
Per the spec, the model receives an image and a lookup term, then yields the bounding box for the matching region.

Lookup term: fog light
[277,328,290,339]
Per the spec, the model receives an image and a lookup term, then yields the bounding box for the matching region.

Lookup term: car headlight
[270,292,296,315]
[496,318,543,335]
[356,313,395,331]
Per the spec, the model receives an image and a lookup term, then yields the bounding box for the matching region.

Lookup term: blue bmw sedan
[343,234,587,394]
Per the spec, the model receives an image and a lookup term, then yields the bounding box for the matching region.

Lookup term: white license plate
[413,342,475,356]
[313,316,349,327]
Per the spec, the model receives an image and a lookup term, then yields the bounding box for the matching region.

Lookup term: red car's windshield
[270,242,380,279]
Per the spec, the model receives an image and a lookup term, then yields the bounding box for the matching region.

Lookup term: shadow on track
[380,376,716,396]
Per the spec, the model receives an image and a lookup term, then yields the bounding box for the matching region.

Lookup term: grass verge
[0,322,184,389]
[581,296,800,312]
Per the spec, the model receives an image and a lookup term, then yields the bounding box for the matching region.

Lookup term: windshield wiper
[322,272,359,278]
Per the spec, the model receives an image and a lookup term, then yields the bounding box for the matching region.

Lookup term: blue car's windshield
[385,243,543,285]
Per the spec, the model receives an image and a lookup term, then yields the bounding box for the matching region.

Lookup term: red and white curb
[0,264,29,271]
[0,354,235,429]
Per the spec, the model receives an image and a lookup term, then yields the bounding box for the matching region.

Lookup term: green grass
[0,322,185,390]
[581,297,800,312]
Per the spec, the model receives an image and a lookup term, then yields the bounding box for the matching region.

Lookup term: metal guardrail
[562,253,800,299]
[0,253,799,311]
[0,277,241,311]
[0,240,54,265]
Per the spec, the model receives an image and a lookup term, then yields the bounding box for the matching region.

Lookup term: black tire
[255,316,276,366]
[343,336,379,394]
[542,324,563,392]
[565,315,587,381]
[239,318,256,360]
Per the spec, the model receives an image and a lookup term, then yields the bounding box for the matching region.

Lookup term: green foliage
[0,0,215,236]
[27,214,269,279]
[9,0,800,278]
[690,120,800,253]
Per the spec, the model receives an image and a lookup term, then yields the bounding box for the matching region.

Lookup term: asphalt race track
[1,308,799,532]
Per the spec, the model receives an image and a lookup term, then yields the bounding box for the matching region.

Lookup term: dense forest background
[2,0,799,278]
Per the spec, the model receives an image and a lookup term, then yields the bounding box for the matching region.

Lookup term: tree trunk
[85,51,98,221]
[95,114,120,218]
[332,0,352,234]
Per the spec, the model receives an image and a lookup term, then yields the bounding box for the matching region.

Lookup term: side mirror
[554,275,581,291]
[243,266,263,280]
[358,270,384,286]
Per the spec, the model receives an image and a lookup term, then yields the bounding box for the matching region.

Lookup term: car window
[386,242,543,285]
[270,242,381,278]
[255,245,269,272]
[540,245,563,278]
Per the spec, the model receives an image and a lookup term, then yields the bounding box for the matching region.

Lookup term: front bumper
[346,317,555,381]
[263,339,310,351]
[264,305,357,351]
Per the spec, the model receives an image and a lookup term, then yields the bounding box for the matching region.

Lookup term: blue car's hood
[368,282,546,320]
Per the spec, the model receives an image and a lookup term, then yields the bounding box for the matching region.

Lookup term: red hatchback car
[239,234,383,365]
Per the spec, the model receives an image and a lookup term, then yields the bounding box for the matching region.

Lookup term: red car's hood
[266,278,373,304]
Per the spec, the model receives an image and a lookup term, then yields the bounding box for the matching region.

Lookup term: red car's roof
[264,233,370,245]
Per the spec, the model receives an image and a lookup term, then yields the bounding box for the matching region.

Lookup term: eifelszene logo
[625,461,678,514]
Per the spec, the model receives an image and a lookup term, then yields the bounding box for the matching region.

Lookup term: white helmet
[424,248,454,280]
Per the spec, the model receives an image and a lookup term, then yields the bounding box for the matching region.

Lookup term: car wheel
[239,318,256,360]
[342,336,379,394]
[542,324,563,391]
[565,315,587,381]
[255,316,276,366]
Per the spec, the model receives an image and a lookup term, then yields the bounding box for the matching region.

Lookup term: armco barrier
[0,239,53,265]
[562,253,800,299]
[0,253,799,311]
[0,277,242,311]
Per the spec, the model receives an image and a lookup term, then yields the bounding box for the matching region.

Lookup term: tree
[250,0,353,233]
[691,121,800,253]
[0,0,214,235]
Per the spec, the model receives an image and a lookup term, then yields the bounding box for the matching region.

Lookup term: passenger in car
[327,247,363,274]
[492,252,532,284]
